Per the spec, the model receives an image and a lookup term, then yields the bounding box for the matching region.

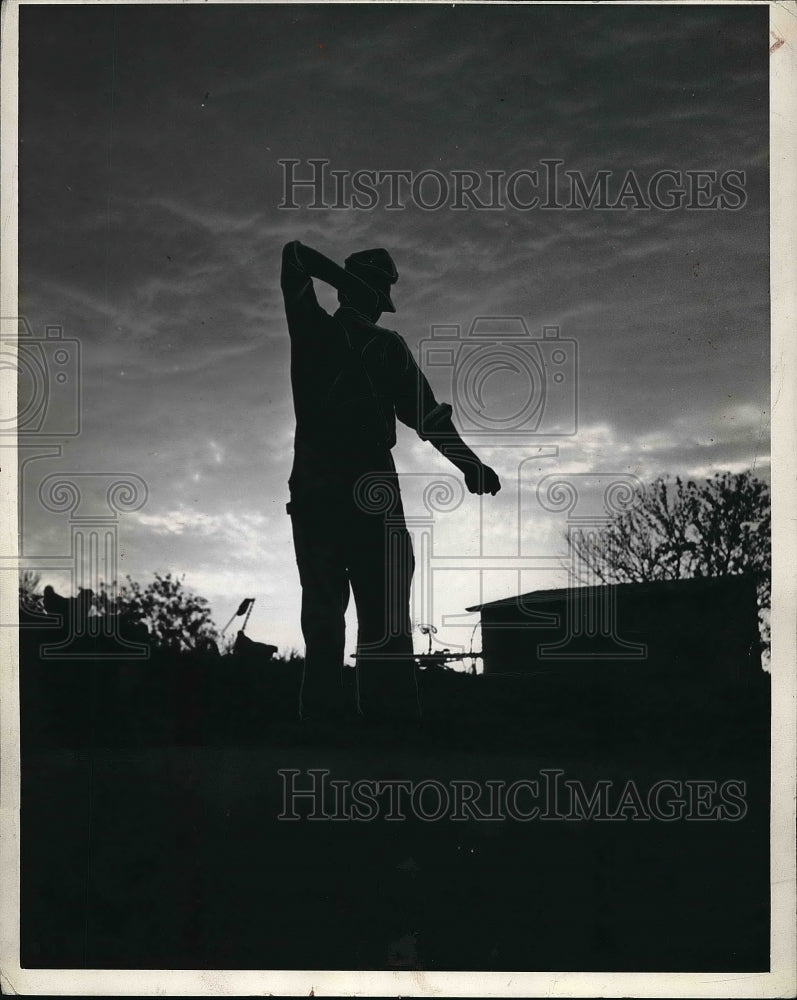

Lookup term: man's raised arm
[281,240,380,315]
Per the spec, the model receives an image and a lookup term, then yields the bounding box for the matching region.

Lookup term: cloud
[17,3,770,653]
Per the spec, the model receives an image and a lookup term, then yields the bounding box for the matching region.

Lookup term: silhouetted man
[281,240,500,723]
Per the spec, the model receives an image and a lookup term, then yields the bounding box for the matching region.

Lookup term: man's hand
[463,462,501,496]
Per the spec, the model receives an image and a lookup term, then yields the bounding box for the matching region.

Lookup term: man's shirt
[280,241,452,484]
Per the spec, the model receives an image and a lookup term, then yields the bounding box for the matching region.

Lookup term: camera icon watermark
[10,471,151,659]
[419,317,577,439]
[0,317,81,437]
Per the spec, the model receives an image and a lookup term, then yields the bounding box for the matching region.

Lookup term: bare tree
[568,471,771,644]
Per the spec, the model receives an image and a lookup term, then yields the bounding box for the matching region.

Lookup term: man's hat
[344,248,398,313]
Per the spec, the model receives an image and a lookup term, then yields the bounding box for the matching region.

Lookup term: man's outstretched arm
[423,412,501,496]
[392,338,501,496]
[281,240,379,315]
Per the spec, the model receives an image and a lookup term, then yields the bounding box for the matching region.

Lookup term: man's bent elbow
[282,240,301,266]
[280,240,304,292]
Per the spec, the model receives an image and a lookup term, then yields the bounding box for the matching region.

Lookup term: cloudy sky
[18,3,769,654]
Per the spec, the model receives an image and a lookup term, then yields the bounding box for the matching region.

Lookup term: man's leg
[347,489,420,720]
[289,504,351,720]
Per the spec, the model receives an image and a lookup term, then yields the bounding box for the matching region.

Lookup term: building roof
[465,573,756,612]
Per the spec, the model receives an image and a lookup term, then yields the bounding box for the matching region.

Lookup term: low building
[467,574,764,690]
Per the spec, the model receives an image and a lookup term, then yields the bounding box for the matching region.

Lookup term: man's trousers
[287,463,420,721]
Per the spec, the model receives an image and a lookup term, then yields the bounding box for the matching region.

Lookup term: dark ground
[19,642,770,972]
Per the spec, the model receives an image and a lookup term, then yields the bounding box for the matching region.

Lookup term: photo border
[1,1,794,995]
